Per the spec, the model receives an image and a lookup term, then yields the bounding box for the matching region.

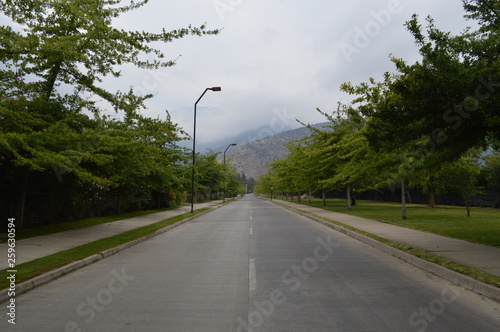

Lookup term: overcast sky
[5,0,476,145]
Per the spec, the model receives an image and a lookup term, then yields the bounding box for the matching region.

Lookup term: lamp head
[211,87,222,91]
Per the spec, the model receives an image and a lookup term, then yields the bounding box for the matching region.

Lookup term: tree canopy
[348,0,499,160]
[0,0,240,228]
[256,0,499,217]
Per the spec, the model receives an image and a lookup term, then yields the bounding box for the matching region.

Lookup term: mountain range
[215,122,331,180]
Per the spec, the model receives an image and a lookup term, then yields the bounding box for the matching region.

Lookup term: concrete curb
[0,206,218,304]
[274,201,500,303]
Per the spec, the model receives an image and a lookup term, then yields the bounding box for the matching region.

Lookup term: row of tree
[255,0,499,218]
[0,0,243,229]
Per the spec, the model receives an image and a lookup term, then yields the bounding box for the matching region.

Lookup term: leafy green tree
[254,173,274,197]
[87,112,189,212]
[297,116,339,206]
[225,172,245,198]
[193,153,223,201]
[0,0,218,227]
[284,141,322,202]
[481,151,500,191]
[0,0,218,106]
[267,153,302,201]
[0,97,112,226]
[478,150,500,208]
[352,0,498,160]
[309,108,392,209]
[434,150,483,216]
[193,152,243,201]
[222,157,245,198]
[339,0,498,208]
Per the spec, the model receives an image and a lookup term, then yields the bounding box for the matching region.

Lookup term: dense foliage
[0,0,243,229]
[256,0,499,217]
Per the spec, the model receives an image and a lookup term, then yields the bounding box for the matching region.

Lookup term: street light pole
[223,143,237,202]
[191,87,221,213]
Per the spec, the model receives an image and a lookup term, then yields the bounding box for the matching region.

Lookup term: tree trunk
[346,183,352,210]
[401,179,407,220]
[45,60,63,100]
[406,187,412,204]
[308,189,312,204]
[463,191,471,217]
[322,189,326,206]
[427,184,436,208]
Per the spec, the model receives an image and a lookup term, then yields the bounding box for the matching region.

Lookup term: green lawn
[288,198,500,248]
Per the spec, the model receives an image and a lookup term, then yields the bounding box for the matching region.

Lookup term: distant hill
[223,122,331,180]
[180,123,301,154]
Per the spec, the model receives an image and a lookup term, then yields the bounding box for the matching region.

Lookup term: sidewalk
[0,200,224,270]
[3,198,499,279]
[274,199,500,277]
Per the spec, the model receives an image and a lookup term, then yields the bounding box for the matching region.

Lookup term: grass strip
[275,201,500,289]
[0,208,209,290]
[290,198,500,248]
[3,206,180,242]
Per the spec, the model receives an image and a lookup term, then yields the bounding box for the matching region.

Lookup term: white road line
[250,227,253,235]
[249,259,257,291]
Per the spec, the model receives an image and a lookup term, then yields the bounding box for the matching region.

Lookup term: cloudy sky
[5,0,476,145]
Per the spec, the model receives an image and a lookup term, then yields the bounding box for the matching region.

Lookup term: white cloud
[1,0,475,145]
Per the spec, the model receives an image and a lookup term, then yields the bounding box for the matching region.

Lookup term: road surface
[2,194,499,331]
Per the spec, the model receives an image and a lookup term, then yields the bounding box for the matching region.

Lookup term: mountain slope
[225,122,330,180]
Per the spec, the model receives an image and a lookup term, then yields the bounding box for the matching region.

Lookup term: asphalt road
[2,194,500,331]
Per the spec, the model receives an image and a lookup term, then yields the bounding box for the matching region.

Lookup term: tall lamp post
[223,143,237,202]
[191,87,221,213]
